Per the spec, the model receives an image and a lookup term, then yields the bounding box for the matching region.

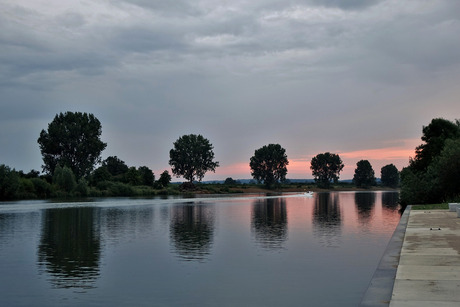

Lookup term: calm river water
[0,191,401,307]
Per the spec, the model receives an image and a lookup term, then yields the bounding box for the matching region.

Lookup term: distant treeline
[3,115,459,204]
[1,111,403,201]
[0,160,395,201]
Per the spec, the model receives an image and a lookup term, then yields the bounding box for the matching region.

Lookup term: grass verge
[412,203,449,210]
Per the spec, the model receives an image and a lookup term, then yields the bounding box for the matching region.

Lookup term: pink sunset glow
[194,139,419,181]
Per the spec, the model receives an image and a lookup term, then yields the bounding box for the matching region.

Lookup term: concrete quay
[390,209,460,306]
[361,206,460,306]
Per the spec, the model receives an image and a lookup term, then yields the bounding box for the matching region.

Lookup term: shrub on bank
[31,178,53,198]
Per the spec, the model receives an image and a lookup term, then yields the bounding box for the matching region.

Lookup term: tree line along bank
[1,112,458,204]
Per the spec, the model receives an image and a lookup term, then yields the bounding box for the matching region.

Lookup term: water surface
[0,191,400,306]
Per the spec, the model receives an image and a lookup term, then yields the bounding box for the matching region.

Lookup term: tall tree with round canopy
[249,144,289,188]
[310,152,344,188]
[169,134,219,183]
[37,112,107,179]
[353,160,376,188]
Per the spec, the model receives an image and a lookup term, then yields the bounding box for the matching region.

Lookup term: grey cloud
[110,27,187,53]
[1,9,115,86]
[1,0,460,178]
[55,12,86,29]
[0,48,116,91]
[110,0,199,16]
[309,0,384,10]
[360,6,460,76]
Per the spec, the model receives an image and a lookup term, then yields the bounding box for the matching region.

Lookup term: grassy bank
[187,182,399,195]
[1,180,400,201]
[411,203,449,210]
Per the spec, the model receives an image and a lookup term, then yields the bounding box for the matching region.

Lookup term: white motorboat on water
[304,191,314,197]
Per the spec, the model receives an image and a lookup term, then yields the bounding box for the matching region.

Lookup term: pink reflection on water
[285,191,401,246]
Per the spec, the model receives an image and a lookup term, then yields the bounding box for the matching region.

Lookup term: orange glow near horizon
[287,143,417,179]
[213,162,251,178]
[181,141,419,181]
[338,147,416,160]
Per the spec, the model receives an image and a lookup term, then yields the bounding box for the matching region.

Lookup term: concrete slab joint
[390,209,460,307]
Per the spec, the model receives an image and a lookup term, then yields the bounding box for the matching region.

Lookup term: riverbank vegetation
[0,165,398,201]
[0,110,413,201]
[400,118,460,205]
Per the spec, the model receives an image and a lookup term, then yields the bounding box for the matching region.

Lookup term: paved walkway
[390,209,460,306]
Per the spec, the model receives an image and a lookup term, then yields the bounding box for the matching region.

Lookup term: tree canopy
[37,112,107,179]
[380,164,399,188]
[410,118,460,173]
[424,138,460,202]
[249,144,289,188]
[103,156,129,177]
[353,160,376,188]
[169,134,219,182]
[157,170,172,188]
[401,118,460,205]
[310,152,344,188]
[137,166,155,186]
[53,165,77,193]
[0,164,20,200]
[224,177,237,185]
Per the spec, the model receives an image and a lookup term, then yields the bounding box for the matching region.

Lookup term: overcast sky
[1,0,460,181]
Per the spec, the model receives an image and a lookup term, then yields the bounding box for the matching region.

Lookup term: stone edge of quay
[359,205,412,306]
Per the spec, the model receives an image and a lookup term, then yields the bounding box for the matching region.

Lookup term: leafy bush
[107,181,135,196]
[53,165,76,193]
[0,164,20,200]
[74,179,89,197]
[31,178,53,198]
[18,178,36,199]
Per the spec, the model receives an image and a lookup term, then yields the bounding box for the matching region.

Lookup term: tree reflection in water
[251,198,288,250]
[355,192,376,227]
[169,203,215,262]
[313,193,342,247]
[382,192,399,212]
[102,207,154,245]
[381,191,402,223]
[37,207,101,290]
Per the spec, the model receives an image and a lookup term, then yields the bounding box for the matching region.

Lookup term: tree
[37,112,107,179]
[24,169,40,179]
[102,156,129,177]
[157,170,172,188]
[381,164,399,188]
[249,144,289,188]
[353,160,376,188]
[410,118,460,173]
[126,167,142,185]
[138,166,155,186]
[224,177,237,185]
[310,152,344,188]
[91,166,111,185]
[0,164,20,200]
[425,138,460,201]
[169,134,219,182]
[400,165,434,205]
[53,165,76,193]
[401,118,460,205]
